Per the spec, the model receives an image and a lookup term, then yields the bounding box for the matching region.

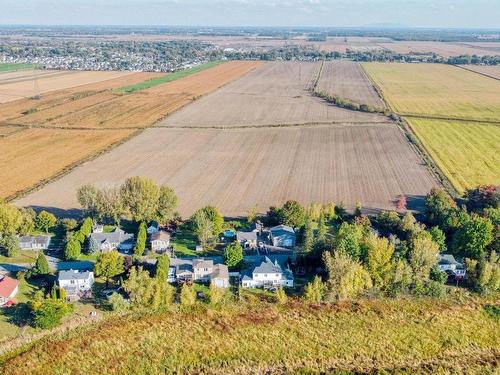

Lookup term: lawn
[171,224,198,257]
[362,62,500,122]
[115,60,225,93]
[1,295,498,374]
[409,118,500,193]
[0,250,38,266]
[0,63,35,72]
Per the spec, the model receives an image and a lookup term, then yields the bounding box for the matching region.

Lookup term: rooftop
[58,270,93,281]
[0,276,19,298]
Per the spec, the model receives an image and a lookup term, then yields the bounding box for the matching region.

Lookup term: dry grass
[0,70,134,103]
[408,118,500,193]
[458,65,500,80]
[363,62,500,122]
[16,124,437,217]
[1,297,498,374]
[160,61,389,128]
[316,60,385,108]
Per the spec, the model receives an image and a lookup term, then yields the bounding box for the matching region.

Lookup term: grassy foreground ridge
[115,60,225,93]
[1,296,499,374]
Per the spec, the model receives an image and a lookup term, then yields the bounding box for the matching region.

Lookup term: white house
[18,235,51,250]
[438,254,466,277]
[151,230,171,253]
[168,258,229,287]
[270,225,296,248]
[192,259,215,282]
[241,257,293,288]
[89,228,134,253]
[58,270,94,300]
[0,275,19,306]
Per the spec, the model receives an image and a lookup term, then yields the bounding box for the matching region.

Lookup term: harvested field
[0,61,261,199]
[363,63,500,122]
[4,61,261,129]
[0,128,135,199]
[0,70,134,103]
[378,41,497,57]
[458,65,500,80]
[16,124,437,217]
[408,118,500,193]
[160,62,389,128]
[316,60,385,108]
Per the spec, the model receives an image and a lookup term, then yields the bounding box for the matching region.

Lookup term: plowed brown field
[1,61,261,199]
[160,62,389,128]
[316,61,385,108]
[16,124,437,217]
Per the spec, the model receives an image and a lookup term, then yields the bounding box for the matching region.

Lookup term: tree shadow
[3,302,32,327]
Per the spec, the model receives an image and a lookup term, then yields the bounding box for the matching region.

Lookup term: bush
[108,293,130,312]
[31,299,74,329]
[275,287,288,305]
[180,284,196,307]
[424,280,446,298]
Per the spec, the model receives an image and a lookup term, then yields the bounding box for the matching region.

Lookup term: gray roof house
[438,254,465,276]
[58,270,94,300]
[241,256,293,288]
[18,235,51,250]
[168,258,229,288]
[236,231,257,249]
[270,225,296,248]
[89,228,134,253]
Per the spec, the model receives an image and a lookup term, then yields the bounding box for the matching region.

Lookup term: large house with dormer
[241,257,293,288]
[89,228,134,253]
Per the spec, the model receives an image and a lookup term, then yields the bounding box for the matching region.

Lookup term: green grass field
[0,63,36,72]
[115,60,225,93]
[409,119,500,193]
[362,63,500,123]
[1,296,498,374]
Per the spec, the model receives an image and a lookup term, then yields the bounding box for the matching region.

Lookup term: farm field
[0,61,260,199]
[362,63,500,122]
[0,128,136,199]
[16,124,437,217]
[0,63,35,72]
[0,70,135,103]
[160,62,389,128]
[378,41,498,57]
[408,119,500,192]
[315,60,385,108]
[1,298,498,374]
[458,65,500,80]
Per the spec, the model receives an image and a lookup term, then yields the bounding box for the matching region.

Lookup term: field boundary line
[397,113,500,125]
[453,64,500,82]
[360,63,396,113]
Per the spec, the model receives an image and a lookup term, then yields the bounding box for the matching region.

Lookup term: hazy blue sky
[1,0,499,28]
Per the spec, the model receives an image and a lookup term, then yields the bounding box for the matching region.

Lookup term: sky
[0,0,499,29]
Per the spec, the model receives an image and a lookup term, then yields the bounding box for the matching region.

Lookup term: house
[193,259,215,282]
[211,264,230,288]
[236,230,257,249]
[89,228,134,253]
[241,257,293,288]
[438,254,465,277]
[270,225,296,248]
[168,258,229,287]
[0,275,19,306]
[18,235,51,250]
[151,230,171,253]
[92,224,104,233]
[147,221,159,235]
[58,270,94,300]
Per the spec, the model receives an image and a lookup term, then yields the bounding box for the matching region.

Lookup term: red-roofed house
[0,276,19,306]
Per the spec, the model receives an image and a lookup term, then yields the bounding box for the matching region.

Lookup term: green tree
[31,299,74,329]
[224,241,243,268]
[80,217,93,237]
[95,250,124,287]
[323,202,336,221]
[120,176,160,223]
[388,259,413,296]
[59,286,67,301]
[0,202,22,235]
[1,234,20,257]
[108,292,130,311]
[35,211,57,233]
[429,226,447,252]
[376,210,400,236]
[208,282,225,305]
[59,218,78,233]
[33,251,50,276]
[425,188,457,227]
[199,206,224,236]
[247,205,258,224]
[465,252,499,293]
[409,231,439,280]
[302,216,314,253]
[316,212,327,243]
[180,283,196,307]
[156,186,178,224]
[333,222,364,260]
[134,222,147,257]
[155,254,170,279]
[364,233,395,289]
[50,283,58,300]
[77,184,101,219]
[191,210,215,249]
[18,208,36,235]
[451,214,494,260]
[281,200,306,228]
[303,276,325,303]
[354,201,362,217]
[323,251,372,301]
[64,237,81,260]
